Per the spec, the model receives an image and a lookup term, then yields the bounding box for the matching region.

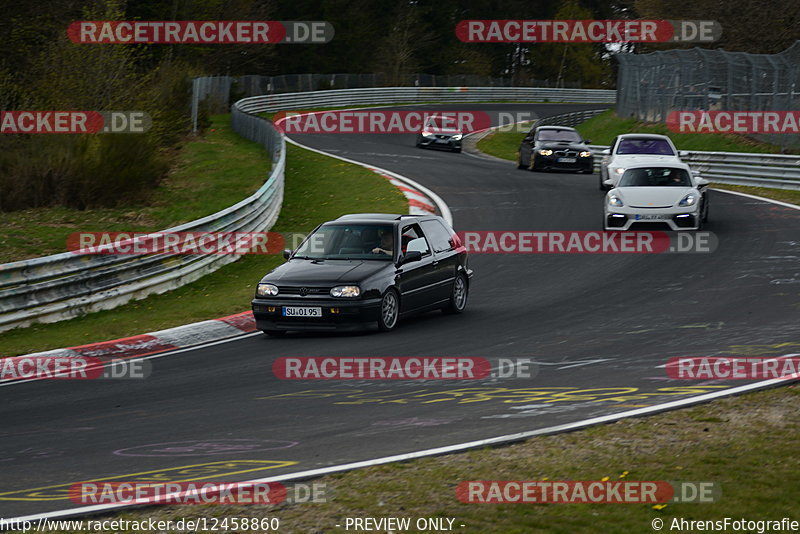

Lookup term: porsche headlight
[256,283,279,297]
[330,285,361,298]
[608,195,624,207]
[579,151,592,158]
[678,194,698,207]
[539,149,553,156]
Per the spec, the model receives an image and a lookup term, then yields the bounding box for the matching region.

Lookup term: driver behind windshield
[372,229,394,255]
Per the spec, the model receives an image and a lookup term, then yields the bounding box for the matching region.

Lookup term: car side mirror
[282,249,292,259]
[695,177,709,187]
[398,250,422,266]
[678,150,689,157]
[584,139,592,144]
[603,179,615,187]
[601,149,610,156]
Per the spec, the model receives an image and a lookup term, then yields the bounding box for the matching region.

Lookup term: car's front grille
[435,134,451,140]
[555,149,578,157]
[277,286,332,296]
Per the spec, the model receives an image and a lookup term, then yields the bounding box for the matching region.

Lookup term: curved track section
[2,104,799,518]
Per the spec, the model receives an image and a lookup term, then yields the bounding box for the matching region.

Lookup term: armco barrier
[587,146,800,191]
[232,86,617,115]
[0,115,285,333]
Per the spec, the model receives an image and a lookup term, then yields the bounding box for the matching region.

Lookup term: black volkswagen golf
[517,125,594,173]
[251,214,472,335]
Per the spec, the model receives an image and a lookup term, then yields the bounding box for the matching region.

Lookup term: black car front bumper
[417,134,462,151]
[533,154,593,173]
[252,297,382,332]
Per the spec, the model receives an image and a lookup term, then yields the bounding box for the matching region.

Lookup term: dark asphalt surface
[2,103,799,518]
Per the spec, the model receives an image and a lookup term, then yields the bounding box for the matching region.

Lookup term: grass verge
[709,184,800,206]
[476,109,799,206]
[54,385,800,533]
[0,116,271,264]
[0,129,407,357]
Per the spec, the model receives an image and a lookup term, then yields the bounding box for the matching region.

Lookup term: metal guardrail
[0,108,285,333]
[536,108,608,129]
[231,86,617,116]
[585,145,800,191]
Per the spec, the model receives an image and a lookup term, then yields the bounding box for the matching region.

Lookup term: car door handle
[432,260,439,267]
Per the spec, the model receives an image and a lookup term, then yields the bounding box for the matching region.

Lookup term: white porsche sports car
[604,162,710,231]
[599,133,684,191]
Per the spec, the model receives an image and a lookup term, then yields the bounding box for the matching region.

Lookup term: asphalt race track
[2,104,799,518]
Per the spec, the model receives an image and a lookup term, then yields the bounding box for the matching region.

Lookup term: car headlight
[330,285,361,298]
[579,151,592,158]
[608,195,624,207]
[450,134,463,141]
[539,149,553,156]
[678,194,697,207]
[256,283,279,297]
[614,167,625,174]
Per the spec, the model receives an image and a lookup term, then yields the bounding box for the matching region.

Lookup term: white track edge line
[5,374,796,523]
[710,187,800,210]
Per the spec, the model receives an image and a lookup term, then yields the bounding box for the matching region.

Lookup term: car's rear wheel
[444,273,468,314]
[378,289,400,331]
[599,174,608,191]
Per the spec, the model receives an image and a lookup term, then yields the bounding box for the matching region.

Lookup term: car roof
[536,125,577,131]
[331,213,437,224]
[623,160,692,171]
[617,133,672,140]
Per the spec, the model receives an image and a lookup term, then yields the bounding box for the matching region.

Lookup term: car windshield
[537,129,581,142]
[616,138,675,155]
[425,116,461,133]
[619,167,692,187]
[293,223,394,260]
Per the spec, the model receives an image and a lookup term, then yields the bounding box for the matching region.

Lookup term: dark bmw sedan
[517,125,593,173]
[251,214,472,335]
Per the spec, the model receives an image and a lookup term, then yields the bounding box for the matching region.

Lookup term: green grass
[573,109,784,153]
[0,127,407,357]
[56,385,800,533]
[0,115,271,264]
[710,184,800,205]
[477,109,784,165]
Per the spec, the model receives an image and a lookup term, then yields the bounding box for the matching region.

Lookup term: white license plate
[558,157,576,163]
[435,139,449,144]
[635,214,669,221]
[283,306,322,317]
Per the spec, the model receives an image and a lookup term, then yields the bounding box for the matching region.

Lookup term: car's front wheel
[444,273,469,314]
[378,289,400,331]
